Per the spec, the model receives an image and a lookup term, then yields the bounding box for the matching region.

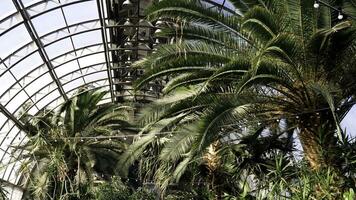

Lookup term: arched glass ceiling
[0,0,240,198]
[0,1,114,198]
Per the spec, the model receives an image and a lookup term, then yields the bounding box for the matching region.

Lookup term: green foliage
[6,0,356,199]
[120,0,356,198]
[0,182,7,200]
[16,88,133,199]
[94,177,155,200]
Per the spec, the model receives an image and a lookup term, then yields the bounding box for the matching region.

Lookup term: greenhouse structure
[0,0,356,199]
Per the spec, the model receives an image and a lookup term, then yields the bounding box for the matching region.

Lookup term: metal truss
[97,0,115,102]
[0,104,25,131]
[1,43,109,115]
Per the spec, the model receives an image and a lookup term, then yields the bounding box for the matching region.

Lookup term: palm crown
[15,89,133,199]
[122,0,356,192]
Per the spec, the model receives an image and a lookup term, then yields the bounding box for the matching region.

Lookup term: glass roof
[0,0,114,197]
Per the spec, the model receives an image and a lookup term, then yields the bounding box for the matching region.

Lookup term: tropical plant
[120,107,294,197]
[121,0,356,197]
[14,88,134,199]
[94,176,156,200]
[0,181,7,200]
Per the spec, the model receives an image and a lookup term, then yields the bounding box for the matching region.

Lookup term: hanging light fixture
[155,20,164,27]
[338,10,344,20]
[124,18,132,26]
[122,0,132,7]
[124,44,132,53]
[123,18,135,36]
[125,56,132,65]
[124,39,133,48]
[313,1,320,8]
[154,29,162,34]
[153,38,159,47]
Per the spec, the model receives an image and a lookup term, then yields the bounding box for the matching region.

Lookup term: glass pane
[0,72,16,96]
[25,73,52,96]
[0,13,23,36]
[32,9,66,36]
[63,78,85,92]
[55,59,80,77]
[5,90,28,114]
[342,106,356,136]
[45,38,74,59]
[63,1,99,25]
[78,53,105,67]
[35,89,60,109]
[10,52,43,80]
[0,0,16,20]
[0,122,16,149]
[42,29,70,45]
[72,30,103,49]
[0,25,31,58]
[0,113,6,130]
[3,42,38,67]
[84,71,107,83]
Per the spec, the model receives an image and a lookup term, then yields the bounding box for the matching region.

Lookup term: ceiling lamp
[124,40,132,52]
[123,0,133,7]
[124,40,133,48]
[153,38,160,47]
[154,29,162,34]
[313,1,319,8]
[338,11,344,20]
[155,20,164,27]
[124,18,132,26]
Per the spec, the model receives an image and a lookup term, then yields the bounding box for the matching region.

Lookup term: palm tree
[119,88,295,196]
[14,88,134,199]
[133,0,356,172]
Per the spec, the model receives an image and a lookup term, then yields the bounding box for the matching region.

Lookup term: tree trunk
[298,125,338,171]
[298,128,325,170]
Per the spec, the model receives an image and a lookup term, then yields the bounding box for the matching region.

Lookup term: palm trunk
[298,128,325,170]
[298,125,344,198]
[298,125,338,171]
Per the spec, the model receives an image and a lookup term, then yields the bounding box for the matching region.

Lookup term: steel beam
[96,0,115,102]
[0,178,25,191]
[12,0,68,101]
[0,104,25,131]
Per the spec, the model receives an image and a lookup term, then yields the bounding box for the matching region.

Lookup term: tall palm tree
[15,88,134,199]
[132,0,356,173]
